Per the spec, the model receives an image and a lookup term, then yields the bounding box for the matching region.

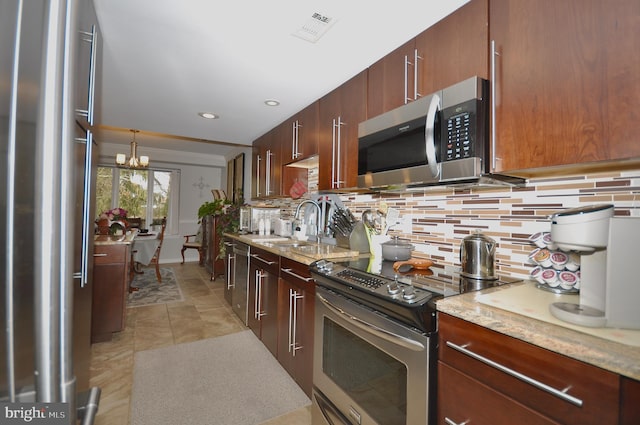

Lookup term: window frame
[96,165,180,234]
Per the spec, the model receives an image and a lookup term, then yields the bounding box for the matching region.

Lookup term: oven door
[312,287,435,425]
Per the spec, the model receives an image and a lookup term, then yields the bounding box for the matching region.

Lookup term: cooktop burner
[310,258,522,333]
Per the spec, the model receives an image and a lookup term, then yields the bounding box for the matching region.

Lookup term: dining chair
[181,221,206,265]
[149,217,167,282]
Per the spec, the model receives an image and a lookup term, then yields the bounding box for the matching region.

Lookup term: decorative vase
[97,218,110,235]
[109,220,127,236]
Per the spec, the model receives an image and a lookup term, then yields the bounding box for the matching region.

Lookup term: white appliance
[549,204,640,329]
[239,206,281,234]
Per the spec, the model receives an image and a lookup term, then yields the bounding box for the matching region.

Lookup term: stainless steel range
[310,258,520,425]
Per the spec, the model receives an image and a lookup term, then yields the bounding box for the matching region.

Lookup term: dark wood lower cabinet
[91,243,131,342]
[277,257,315,398]
[248,247,279,357]
[438,312,621,425]
[439,362,557,425]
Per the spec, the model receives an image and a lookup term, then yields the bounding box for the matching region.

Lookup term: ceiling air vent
[292,12,336,43]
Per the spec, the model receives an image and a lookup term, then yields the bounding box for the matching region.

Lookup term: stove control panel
[312,260,433,305]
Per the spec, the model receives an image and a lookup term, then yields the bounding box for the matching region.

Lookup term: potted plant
[197,193,244,258]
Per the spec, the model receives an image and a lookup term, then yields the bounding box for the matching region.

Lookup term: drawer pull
[250,253,276,266]
[93,253,108,257]
[281,268,313,282]
[445,418,469,425]
[445,341,583,407]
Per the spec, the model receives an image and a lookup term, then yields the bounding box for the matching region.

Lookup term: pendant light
[116,129,149,168]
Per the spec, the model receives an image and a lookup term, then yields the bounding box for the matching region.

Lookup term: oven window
[322,317,407,425]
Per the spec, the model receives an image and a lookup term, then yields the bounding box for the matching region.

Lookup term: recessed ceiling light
[264,99,280,106]
[198,112,218,119]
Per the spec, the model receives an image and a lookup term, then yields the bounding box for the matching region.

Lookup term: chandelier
[116,129,149,168]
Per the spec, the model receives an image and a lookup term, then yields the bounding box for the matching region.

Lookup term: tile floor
[89,262,312,425]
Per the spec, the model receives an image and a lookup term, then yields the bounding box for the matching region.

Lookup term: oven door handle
[317,293,425,352]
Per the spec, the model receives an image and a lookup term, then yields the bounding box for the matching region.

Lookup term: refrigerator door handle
[76,387,101,425]
[74,130,94,287]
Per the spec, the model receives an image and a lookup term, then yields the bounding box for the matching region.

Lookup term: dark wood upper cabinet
[318,71,367,191]
[281,102,319,165]
[490,0,640,172]
[366,39,417,118]
[252,128,281,198]
[416,0,489,95]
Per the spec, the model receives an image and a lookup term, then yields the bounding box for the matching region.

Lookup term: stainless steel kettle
[460,231,497,280]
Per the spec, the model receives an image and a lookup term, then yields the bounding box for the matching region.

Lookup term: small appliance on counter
[238,206,281,234]
[460,231,497,280]
[549,204,640,329]
[273,218,293,237]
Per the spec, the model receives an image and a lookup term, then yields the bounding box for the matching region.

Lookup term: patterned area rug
[127,267,184,308]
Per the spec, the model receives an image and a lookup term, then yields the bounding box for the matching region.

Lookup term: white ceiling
[93,0,469,160]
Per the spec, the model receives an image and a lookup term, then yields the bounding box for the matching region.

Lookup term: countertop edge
[94,232,136,245]
[436,283,640,381]
[223,233,366,265]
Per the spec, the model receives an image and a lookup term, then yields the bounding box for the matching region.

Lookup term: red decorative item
[289,180,307,199]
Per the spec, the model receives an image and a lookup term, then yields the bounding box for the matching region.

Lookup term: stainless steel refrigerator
[1,0,101,423]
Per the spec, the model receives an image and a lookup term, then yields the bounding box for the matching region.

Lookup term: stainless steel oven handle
[317,293,425,352]
[446,341,583,407]
[424,93,441,179]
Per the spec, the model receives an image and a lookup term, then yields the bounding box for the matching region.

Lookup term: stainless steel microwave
[358,76,516,190]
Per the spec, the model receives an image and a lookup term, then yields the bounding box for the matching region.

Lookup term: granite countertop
[437,281,640,381]
[94,231,136,245]
[224,233,366,265]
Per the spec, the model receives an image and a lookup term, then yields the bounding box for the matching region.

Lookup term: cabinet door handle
[281,268,313,282]
[445,341,583,407]
[226,253,235,289]
[256,155,261,197]
[413,48,422,100]
[254,270,265,319]
[93,253,107,257]
[404,54,410,104]
[250,253,276,266]
[331,117,345,188]
[265,150,273,196]
[289,289,303,356]
[490,39,499,171]
[292,120,302,159]
[444,418,469,425]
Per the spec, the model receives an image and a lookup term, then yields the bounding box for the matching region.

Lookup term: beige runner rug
[130,330,310,425]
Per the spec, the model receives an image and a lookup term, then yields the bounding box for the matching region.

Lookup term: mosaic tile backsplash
[254,168,640,280]
[340,169,640,279]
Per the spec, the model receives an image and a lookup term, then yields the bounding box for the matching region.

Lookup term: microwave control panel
[441,98,478,161]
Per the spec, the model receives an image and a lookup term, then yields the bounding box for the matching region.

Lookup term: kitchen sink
[271,241,314,248]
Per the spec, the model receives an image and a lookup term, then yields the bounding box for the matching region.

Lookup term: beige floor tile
[89,262,310,425]
[260,405,312,425]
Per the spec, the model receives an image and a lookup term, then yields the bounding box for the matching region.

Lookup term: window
[95,166,180,233]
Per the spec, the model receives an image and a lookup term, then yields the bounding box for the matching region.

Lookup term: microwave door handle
[424,93,441,179]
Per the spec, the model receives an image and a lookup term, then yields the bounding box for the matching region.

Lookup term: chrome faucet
[294,199,322,242]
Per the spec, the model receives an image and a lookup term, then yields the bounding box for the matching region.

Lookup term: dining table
[132,231,160,267]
